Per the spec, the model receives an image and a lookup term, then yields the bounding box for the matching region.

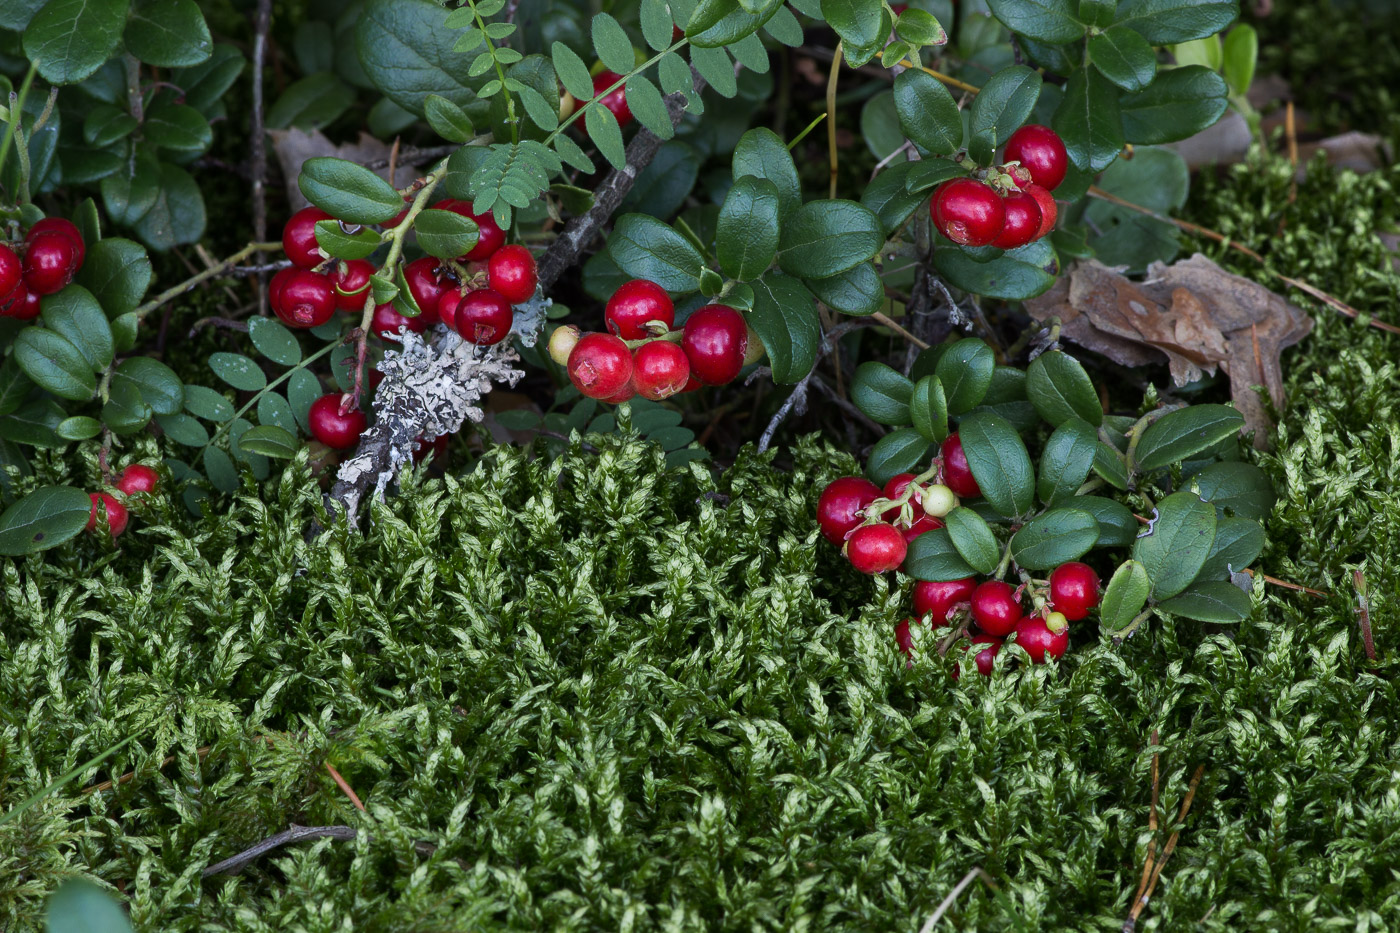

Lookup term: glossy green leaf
[1093,440,1129,490]
[806,263,884,316]
[113,357,183,415]
[822,0,883,48]
[688,0,783,47]
[591,12,635,74]
[415,208,480,259]
[959,411,1035,518]
[1222,23,1257,97]
[248,317,302,367]
[896,8,947,45]
[1133,490,1216,599]
[1119,66,1229,145]
[910,375,949,443]
[1053,66,1124,172]
[13,329,95,400]
[1200,515,1264,580]
[1038,418,1097,503]
[904,158,968,194]
[102,377,153,435]
[23,0,130,85]
[268,72,356,130]
[893,69,962,156]
[718,176,781,281]
[156,412,210,446]
[985,0,1082,41]
[1089,24,1156,91]
[1158,580,1252,622]
[1100,559,1150,631]
[76,237,152,316]
[866,427,933,486]
[1114,0,1238,44]
[905,527,977,581]
[1190,461,1275,521]
[287,369,322,433]
[935,338,996,416]
[238,425,301,458]
[861,163,925,236]
[609,214,707,292]
[853,362,915,425]
[203,446,239,493]
[1010,507,1099,570]
[933,239,1061,301]
[0,359,34,418]
[356,0,490,116]
[967,65,1042,164]
[1026,350,1101,427]
[315,220,383,261]
[1134,404,1243,473]
[625,77,673,139]
[208,353,267,392]
[83,106,138,147]
[733,128,802,220]
[424,94,476,142]
[100,153,161,228]
[126,0,212,67]
[299,157,406,225]
[40,287,114,373]
[56,415,102,441]
[0,486,94,555]
[945,506,1001,574]
[777,200,884,279]
[585,103,627,171]
[1072,495,1138,548]
[132,162,207,250]
[748,274,819,384]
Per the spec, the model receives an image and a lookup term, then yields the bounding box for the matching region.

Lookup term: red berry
[269,266,296,308]
[1003,124,1069,192]
[381,195,413,229]
[402,257,446,326]
[1024,184,1058,240]
[631,340,691,400]
[681,305,748,386]
[891,3,908,13]
[0,282,40,320]
[21,231,80,295]
[605,382,637,404]
[437,289,463,332]
[845,523,907,574]
[272,270,336,328]
[308,393,367,450]
[412,433,450,464]
[816,476,882,545]
[567,332,633,399]
[941,433,980,499]
[1048,561,1101,620]
[901,513,942,544]
[371,301,428,339]
[282,207,332,268]
[86,492,129,537]
[591,71,632,128]
[963,634,1002,677]
[991,189,1043,250]
[930,178,1005,247]
[115,464,159,496]
[454,288,514,345]
[912,577,976,626]
[606,279,674,339]
[487,244,537,305]
[970,579,1022,637]
[0,244,20,300]
[881,472,925,520]
[330,260,375,312]
[1015,614,1069,663]
[895,617,917,661]
[431,199,505,261]
[27,217,85,268]
[672,24,684,42]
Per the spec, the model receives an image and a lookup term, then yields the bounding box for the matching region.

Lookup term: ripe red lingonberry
[487,244,538,305]
[930,177,1006,247]
[1015,612,1069,663]
[970,579,1022,637]
[964,634,1002,677]
[0,283,40,320]
[27,217,86,267]
[282,207,332,268]
[901,514,942,544]
[308,394,367,450]
[1003,124,1069,191]
[0,244,20,300]
[845,522,907,574]
[412,433,450,464]
[881,472,925,520]
[371,302,428,339]
[403,257,446,326]
[605,382,637,404]
[115,464,159,496]
[1025,184,1058,239]
[682,305,748,386]
[816,476,882,545]
[22,231,80,295]
[433,199,505,261]
[895,617,919,662]
[330,259,375,311]
[913,577,977,626]
[631,340,691,400]
[568,332,634,399]
[1048,561,1101,620]
[992,189,1043,250]
[606,279,674,339]
[86,492,129,538]
[454,288,514,345]
[273,270,336,328]
[436,290,462,332]
[941,433,980,499]
[591,71,633,128]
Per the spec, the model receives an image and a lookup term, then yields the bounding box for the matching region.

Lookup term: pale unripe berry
[548,325,581,366]
[922,484,958,518]
[1045,610,1069,634]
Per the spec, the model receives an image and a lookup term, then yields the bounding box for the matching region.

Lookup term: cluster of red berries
[269,201,537,347]
[0,217,88,320]
[549,280,755,403]
[929,124,1068,250]
[85,464,160,539]
[816,433,981,574]
[896,562,1100,674]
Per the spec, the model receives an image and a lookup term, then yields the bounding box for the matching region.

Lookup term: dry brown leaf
[1025,254,1313,447]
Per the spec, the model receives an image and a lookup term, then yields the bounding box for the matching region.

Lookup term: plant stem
[788,111,827,151]
[473,3,520,145]
[201,339,341,454]
[132,242,283,319]
[895,58,982,95]
[827,41,842,199]
[0,60,37,180]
